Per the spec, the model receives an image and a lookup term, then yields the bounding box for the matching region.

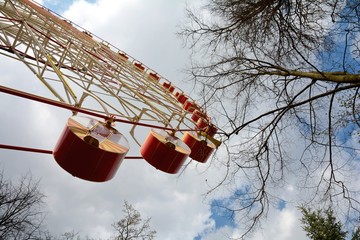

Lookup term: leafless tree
[34,202,155,240]
[112,201,156,240]
[180,0,360,237]
[0,172,46,239]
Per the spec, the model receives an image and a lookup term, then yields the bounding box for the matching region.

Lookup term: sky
[0,0,310,239]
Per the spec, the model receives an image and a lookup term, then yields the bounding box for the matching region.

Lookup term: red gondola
[53,116,129,182]
[134,62,145,72]
[140,129,191,174]
[118,52,129,61]
[162,82,170,89]
[206,124,218,137]
[196,116,208,129]
[148,72,160,81]
[177,94,188,104]
[196,118,218,137]
[182,131,216,163]
[183,100,198,112]
[191,109,206,122]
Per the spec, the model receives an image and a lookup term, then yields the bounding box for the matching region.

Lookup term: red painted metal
[183,100,198,112]
[196,117,208,129]
[140,129,190,174]
[205,124,218,137]
[177,94,188,104]
[118,52,129,61]
[134,62,145,72]
[53,116,129,182]
[0,143,143,159]
[148,72,160,81]
[191,109,204,122]
[162,82,171,89]
[169,86,175,93]
[0,85,192,132]
[0,144,53,154]
[182,131,216,163]
[196,117,218,137]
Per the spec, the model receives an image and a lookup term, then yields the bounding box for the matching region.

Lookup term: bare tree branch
[112,201,156,240]
[180,0,360,238]
[0,172,46,240]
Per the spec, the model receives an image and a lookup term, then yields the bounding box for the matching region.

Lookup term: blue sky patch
[317,1,360,73]
[41,0,96,14]
[194,188,256,239]
[277,199,286,211]
[337,122,357,144]
[193,198,237,240]
[210,198,236,229]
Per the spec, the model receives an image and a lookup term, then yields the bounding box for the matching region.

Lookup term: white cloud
[250,208,307,240]
[62,0,195,94]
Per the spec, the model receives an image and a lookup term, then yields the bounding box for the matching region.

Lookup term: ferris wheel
[0,0,220,182]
